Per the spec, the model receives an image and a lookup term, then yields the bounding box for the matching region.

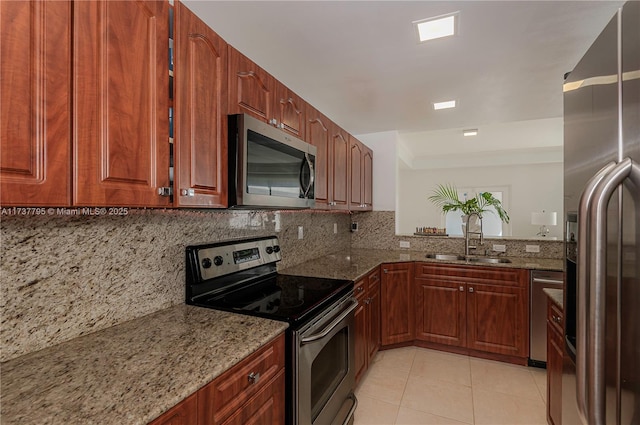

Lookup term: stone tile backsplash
[0,209,351,361]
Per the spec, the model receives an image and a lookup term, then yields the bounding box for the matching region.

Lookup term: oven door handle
[300,297,358,345]
[341,393,358,425]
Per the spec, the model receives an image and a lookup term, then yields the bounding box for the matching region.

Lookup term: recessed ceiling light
[463,129,478,137]
[433,100,456,110]
[414,12,459,42]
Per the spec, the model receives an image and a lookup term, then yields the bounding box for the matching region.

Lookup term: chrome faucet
[465,213,484,256]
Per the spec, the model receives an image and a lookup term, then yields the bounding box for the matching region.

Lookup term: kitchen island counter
[0,305,288,425]
[279,248,563,282]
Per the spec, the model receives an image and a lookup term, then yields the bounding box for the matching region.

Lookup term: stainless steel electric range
[186,235,357,425]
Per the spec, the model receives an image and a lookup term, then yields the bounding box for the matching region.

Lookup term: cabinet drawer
[414,263,527,287]
[367,267,380,291]
[355,278,366,300]
[220,370,285,425]
[547,300,563,336]
[198,334,285,424]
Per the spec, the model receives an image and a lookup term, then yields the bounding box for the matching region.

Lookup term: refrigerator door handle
[576,161,616,423]
[587,157,640,425]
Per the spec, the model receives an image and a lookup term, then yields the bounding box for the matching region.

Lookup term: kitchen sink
[425,254,467,261]
[467,257,512,264]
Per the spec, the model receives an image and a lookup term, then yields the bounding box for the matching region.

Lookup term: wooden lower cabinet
[547,298,563,425]
[148,333,285,425]
[381,263,415,346]
[355,267,381,385]
[413,263,529,361]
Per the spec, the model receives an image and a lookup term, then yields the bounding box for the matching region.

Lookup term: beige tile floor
[354,346,548,425]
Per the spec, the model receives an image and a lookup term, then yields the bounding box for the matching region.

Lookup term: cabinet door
[0,0,71,206]
[381,263,415,345]
[367,268,381,360]
[349,137,363,210]
[466,282,527,357]
[354,279,368,385]
[74,0,170,207]
[174,2,227,207]
[330,124,350,210]
[148,394,197,425]
[362,146,373,210]
[415,277,466,347]
[228,46,275,123]
[275,84,305,139]
[306,106,331,209]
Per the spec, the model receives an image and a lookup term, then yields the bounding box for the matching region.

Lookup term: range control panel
[188,236,282,282]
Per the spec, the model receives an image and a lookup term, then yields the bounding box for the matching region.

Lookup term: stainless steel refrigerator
[563,2,639,424]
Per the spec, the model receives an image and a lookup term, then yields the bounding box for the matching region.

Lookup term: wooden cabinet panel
[349,137,363,210]
[0,0,71,206]
[362,146,373,209]
[354,278,368,384]
[220,370,285,425]
[306,106,331,209]
[174,2,227,207]
[330,125,350,210]
[367,268,381,360]
[466,282,527,357]
[547,299,563,425]
[228,46,275,123]
[148,394,198,425]
[73,0,170,207]
[275,85,305,139]
[198,334,285,425]
[381,263,415,346]
[415,278,466,347]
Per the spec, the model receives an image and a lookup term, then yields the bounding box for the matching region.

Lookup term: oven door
[294,295,358,425]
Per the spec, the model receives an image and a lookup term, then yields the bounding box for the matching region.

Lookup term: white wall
[397,162,564,239]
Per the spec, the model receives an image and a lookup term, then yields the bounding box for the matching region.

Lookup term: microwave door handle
[576,160,616,423]
[300,153,314,198]
[587,158,639,425]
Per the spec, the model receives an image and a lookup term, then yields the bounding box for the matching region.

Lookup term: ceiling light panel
[414,12,459,42]
[463,129,478,136]
[433,100,456,110]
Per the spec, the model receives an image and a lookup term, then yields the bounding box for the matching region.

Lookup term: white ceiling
[183,0,623,155]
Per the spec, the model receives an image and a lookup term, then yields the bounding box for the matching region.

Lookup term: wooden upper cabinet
[349,137,363,210]
[174,2,227,208]
[362,146,373,209]
[306,106,331,209]
[0,0,72,206]
[228,46,275,123]
[275,84,305,139]
[348,136,373,211]
[73,0,170,207]
[330,123,350,210]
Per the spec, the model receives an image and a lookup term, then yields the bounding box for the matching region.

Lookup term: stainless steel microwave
[228,114,316,209]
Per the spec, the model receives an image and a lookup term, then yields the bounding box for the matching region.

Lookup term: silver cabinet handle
[585,158,639,425]
[248,372,260,384]
[576,161,616,422]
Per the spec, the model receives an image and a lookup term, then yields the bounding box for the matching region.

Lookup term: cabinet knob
[157,187,172,196]
[357,286,364,293]
[383,269,388,274]
[459,286,464,292]
[365,298,371,305]
[248,372,261,384]
[180,188,195,197]
[468,287,474,293]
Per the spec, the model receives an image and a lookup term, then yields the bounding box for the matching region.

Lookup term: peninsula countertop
[0,305,288,425]
[279,248,564,282]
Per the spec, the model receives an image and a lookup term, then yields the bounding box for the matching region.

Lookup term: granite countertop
[279,248,564,282]
[544,288,564,309]
[0,305,288,425]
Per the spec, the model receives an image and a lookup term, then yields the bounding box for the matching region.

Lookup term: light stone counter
[0,305,288,425]
[544,288,564,309]
[280,248,564,282]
